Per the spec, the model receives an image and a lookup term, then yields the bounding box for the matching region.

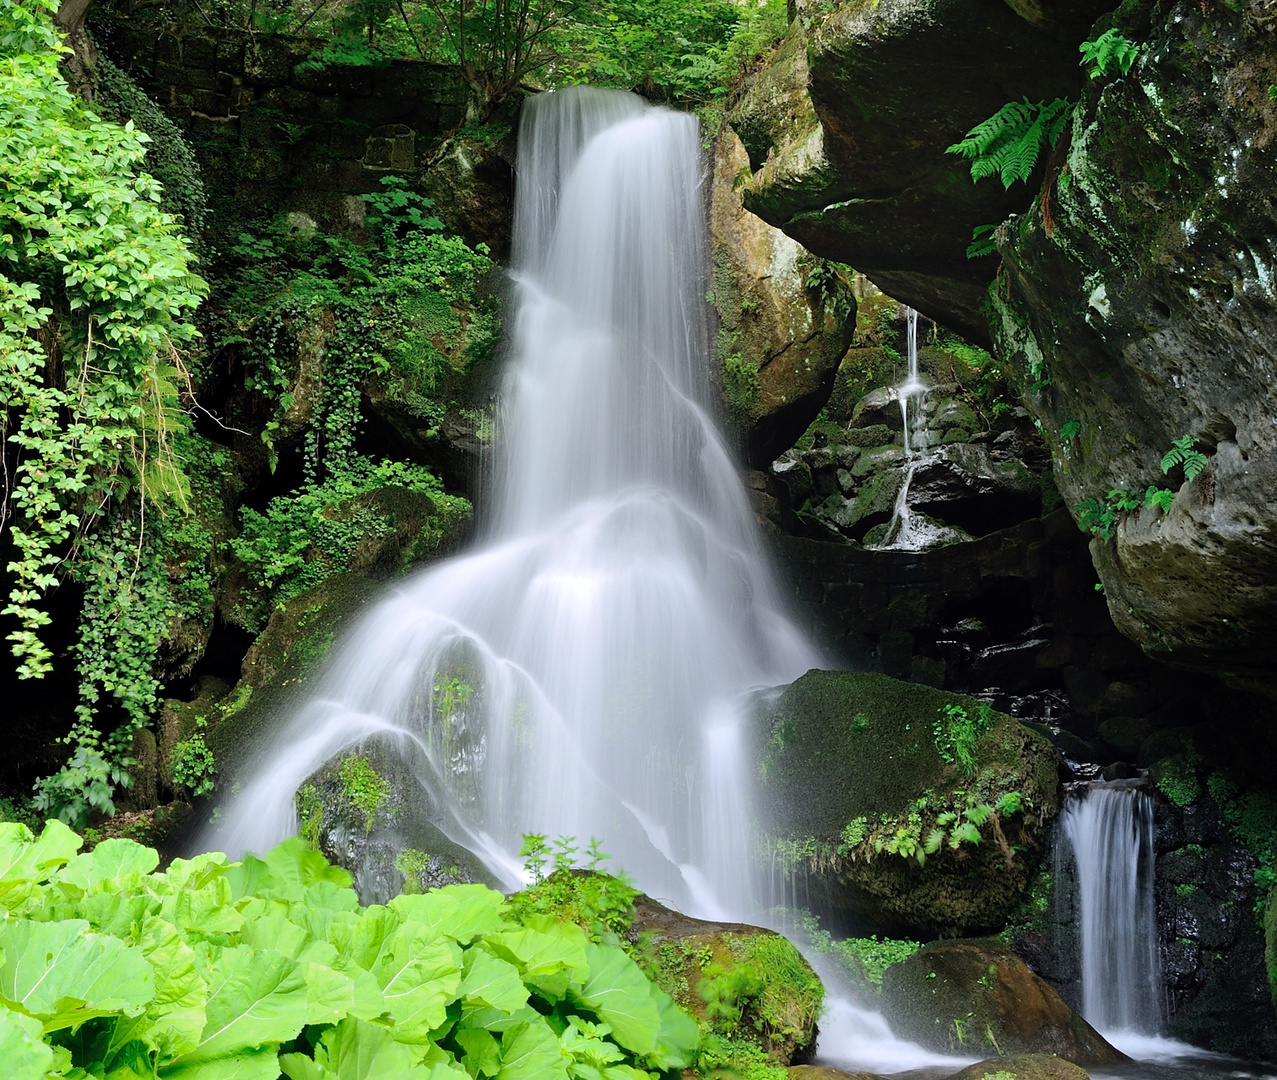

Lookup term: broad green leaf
[303,961,358,1025]
[107,916,207,1062]
[327,905,401,971]
[0,1005,52,1080]
[60,890,158,937]
[645,985,699,1070]
[455,1026,501,1077]
[282,1017,431,1080]
[569,944,660,1056]
[388,885,506,944]
[483,923,588,1001]
[240,914,309,959]
[159,1046,283,1080]
[160,853,230,894]
[0,821,81,894]
[458,1003,540,1033]
[57,838,159,890]
[457,948,529,1015]
[0,917,155,1031]
[165,879,244,939]
[174,943,308,1064]
[496,1018,568,1080]
[371,923,461,1041]
[228,839,351,902]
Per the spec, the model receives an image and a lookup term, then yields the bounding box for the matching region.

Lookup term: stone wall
[96,12,469,232]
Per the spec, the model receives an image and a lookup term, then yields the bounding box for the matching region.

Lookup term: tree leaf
[0,917,155,1031]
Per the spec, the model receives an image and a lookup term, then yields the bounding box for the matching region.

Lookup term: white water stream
[1060,784,1164,1040]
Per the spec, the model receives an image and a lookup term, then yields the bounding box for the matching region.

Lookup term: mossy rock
[297,742,500,904]
[204,573,383,780]
[755,671,1061,935]
[632,894,823,1066]
[948,1055,1091,1080]
[879,941,1121,1066]
[788,1067,883,1080]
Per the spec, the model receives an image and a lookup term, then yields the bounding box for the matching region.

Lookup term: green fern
[946,97,1073,189]
[1144,486,1174,513]
[1079,29,1141,79]
[966,223,998,258]
[1161,434,1208,481]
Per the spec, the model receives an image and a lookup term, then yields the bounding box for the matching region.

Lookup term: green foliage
[966,223,999,259]
[1059,419,1081,443]
[788,910,920,990]
[1075,487,1143,542]
[510,838,637,942]
[0,822,699,1079]
[229,457,470,626]
[1080,28,1141,79]
[394,848,432,894]
[1145,485,1175,513]
[1155,754,1202,808]
[296,783,325,849]
[170,733,217,797]
[722,351,761,414]
[0,0,206,681]
[1161,433,1209,482]
[338,756,391,834]
[933,702,995,776]
[946,97,1073,189]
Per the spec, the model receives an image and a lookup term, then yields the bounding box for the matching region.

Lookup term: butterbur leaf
[282,1017,431,1080]
[389,885,506,944]
[106,916,208,1062]
[0,1006,52,1080]
[371,923,462,1040]
[174,943,309,1064]
[0,918,155,1031]
[0,820,81,885]
[570,943,660,1056]
[645,984,698,1071]
[496,1018,568,1080]
[159,1047,284,1080]
[455,1025,501,1077]
[484,922,588,1000]
[57,837,159,890]
[457,948,530,1015]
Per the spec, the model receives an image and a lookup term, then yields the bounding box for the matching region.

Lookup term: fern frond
[947,97,1074,189]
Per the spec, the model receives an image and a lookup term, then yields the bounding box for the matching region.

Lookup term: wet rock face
[947,1053,1091,1080]
[990,0,1277,695]
[729,0,1090,344]
[879,939,1122,1064]
[709,127,855,465]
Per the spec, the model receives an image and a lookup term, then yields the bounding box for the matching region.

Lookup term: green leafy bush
[170,733,217,797]
[933,702,995,776]
[338,755,391,834]
[0,821,700,1080]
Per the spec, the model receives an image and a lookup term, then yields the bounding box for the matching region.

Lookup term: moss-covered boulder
[788,1067,883,1080]
[948,1055,1091,1080]
[709,125,854,465]
[879,941,1120,1065]
[756,670,1061,934]
[632,893,823,1067]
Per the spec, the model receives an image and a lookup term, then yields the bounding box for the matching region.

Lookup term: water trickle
[1059,783,1163,1037]
[205,86,816,916]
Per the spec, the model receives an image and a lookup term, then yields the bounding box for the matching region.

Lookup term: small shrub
[338,755,390,833]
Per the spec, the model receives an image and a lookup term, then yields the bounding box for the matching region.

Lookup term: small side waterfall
[1059,783,1163,1036]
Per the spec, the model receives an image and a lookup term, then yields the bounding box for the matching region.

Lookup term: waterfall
[1059,784,1163,1036]
[204,86,816,916]
[897,305,922,458]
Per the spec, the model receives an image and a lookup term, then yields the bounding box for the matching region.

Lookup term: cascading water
[1059,784,1163,1037]
[205,86,816,918]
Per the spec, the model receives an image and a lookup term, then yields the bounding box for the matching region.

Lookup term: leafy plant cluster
[0,822,701,1080]
[339,755,392,834]
[785,910,919,990]
[1075,434,1209,542]
[510,837,638,943]
[1,0,220,823]
[837,783,1027,868]
[170,730,217,798]
[933,702,995,776]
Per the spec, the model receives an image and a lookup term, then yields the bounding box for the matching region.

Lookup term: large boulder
[729,0,1097,344]
[988,0,1277,697]
[631,893,823,1066]
[879,940,1122,1065]
[710,126,855,464]
[754,670,1061,934]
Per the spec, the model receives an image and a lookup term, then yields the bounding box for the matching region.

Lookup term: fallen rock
[948,1055,1090,1080]
[879,940,1123,1064]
